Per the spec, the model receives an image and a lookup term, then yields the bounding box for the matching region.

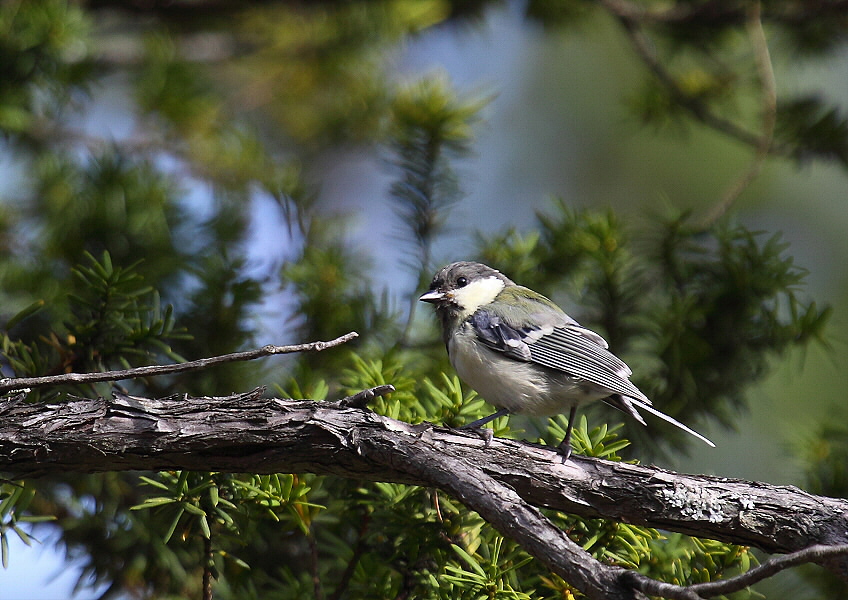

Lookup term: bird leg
[458,408,510,447]
[557,406,578,462]
[461,408,510,429]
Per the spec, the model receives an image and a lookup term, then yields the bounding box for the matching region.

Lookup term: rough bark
[2,389,847,596]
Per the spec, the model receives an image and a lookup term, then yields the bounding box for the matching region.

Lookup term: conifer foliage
[0,1,845,598]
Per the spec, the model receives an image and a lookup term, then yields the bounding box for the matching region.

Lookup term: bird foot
[557,440,573,463]
[444,422,496,448]
[461,424,495,448]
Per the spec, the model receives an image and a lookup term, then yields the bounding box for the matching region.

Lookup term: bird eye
[456,276,468,287]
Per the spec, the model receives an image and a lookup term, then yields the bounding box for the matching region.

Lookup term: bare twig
[327,513,370,600]
[308,527,325,600]
[598,0,791,159]
[616,17,758,145]
[688,543,848,596]
[81,0,848,30]
[593,0,848,27]
[594,0,732,24]
[338,384,395,408]
[698,2,778,228]
[620,573,701,600]
[202,533,214,600]
[623,542,848,599]
[0,332,358,394]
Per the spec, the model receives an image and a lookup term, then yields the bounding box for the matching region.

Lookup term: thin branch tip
[698,2,777,229]
[688,543,848,596]
[312,331,360,351]
[338,384,396,409]
[0,332,360,393]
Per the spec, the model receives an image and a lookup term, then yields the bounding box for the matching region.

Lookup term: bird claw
[471,426,495,448]
[557,441,573,463]
[447,422,496,448]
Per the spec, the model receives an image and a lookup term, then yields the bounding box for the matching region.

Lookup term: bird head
[419,261,514,321]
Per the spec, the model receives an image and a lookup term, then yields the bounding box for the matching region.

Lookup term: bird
[419,261,714,461]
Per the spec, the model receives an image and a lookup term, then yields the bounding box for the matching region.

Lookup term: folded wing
[469,308,648,403]
[468,306,715,447]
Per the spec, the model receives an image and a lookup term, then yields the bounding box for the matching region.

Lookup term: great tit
[419,261,714,461]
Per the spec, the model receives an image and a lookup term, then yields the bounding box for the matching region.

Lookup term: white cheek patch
[451,276,505,317]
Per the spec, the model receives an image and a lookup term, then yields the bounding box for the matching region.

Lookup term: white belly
[448,326,605,416]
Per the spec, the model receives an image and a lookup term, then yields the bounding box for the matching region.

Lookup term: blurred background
[1,0,846,598]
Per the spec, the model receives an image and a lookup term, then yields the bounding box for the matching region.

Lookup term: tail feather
[627,397,715,447]
[603,394,647,426]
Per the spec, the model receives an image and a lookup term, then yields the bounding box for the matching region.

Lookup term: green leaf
[181,502,206,517]
[199,515,211,539]
[450,544,486,577]
[163,508,185,544]
[138,476,172,491]
[582,531,602,551]
[0,486,22,518]
[219,550,251,570]
[599,439,631,457]
[11,525,33,546]
[215,497,237,510]
[18,515,56,524]
[130,497,178,510]
[213,507,234,526]
[5,300,45,330]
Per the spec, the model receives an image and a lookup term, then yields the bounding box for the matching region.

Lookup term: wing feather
[469,309,648,403]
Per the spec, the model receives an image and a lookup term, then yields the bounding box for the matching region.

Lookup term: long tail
[606,395,715,447]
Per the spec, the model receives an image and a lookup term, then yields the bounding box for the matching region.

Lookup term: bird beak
[419,290,445,304]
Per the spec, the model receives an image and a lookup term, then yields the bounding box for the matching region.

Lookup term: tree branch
[386,432,645,600]
[619,543,848,599]
[593,0,848,27]
[202,533,214,600]
[689,543,848,595]
[698,1,778,228]
[0,332,358,394]
[597,0,793,160]
[2,390,847,596]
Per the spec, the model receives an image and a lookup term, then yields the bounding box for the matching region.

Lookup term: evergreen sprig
[67,251,188,369]
[1,251,188,401]
[387,76,487,277]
